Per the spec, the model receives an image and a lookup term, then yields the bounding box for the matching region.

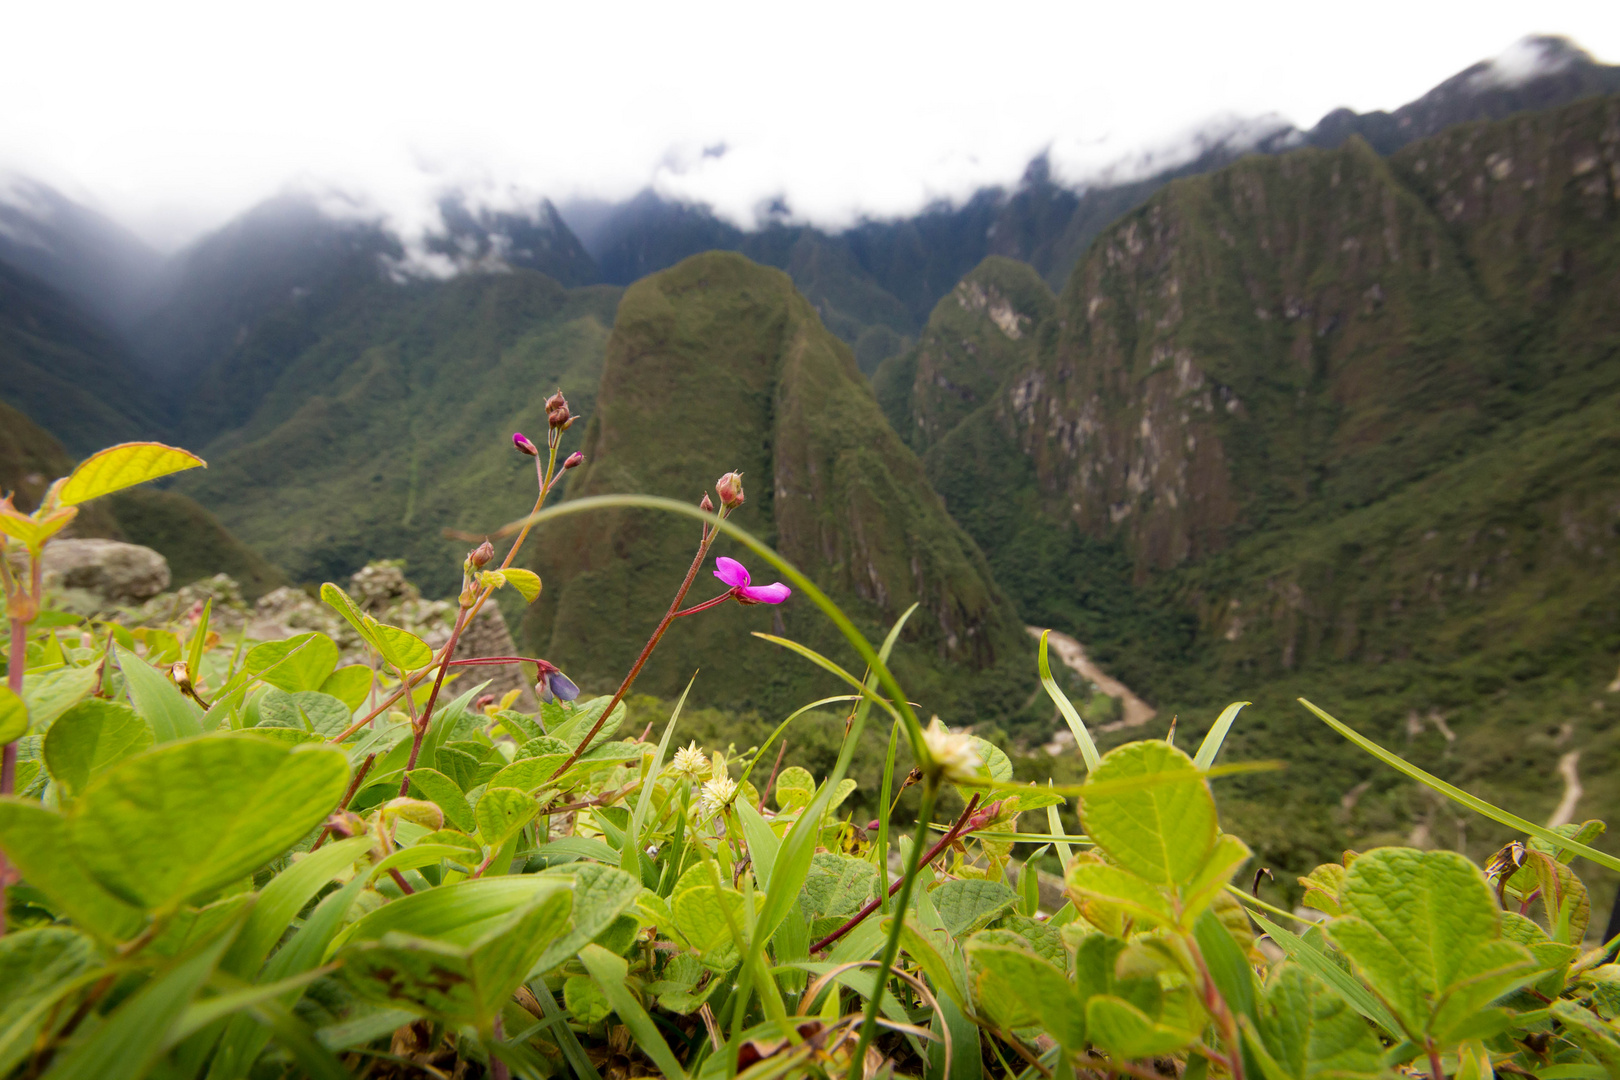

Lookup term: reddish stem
[811,794,982,953]
[671,590,737,618]
[397,608,469,797]
[387,868,415,895]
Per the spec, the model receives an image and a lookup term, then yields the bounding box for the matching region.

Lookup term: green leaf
[1550,1000,1620,1073]
[114,645,201,742]
[21,665,100,731]
[44,908,240,1080]
[733,797,781,891]
[673,883,750,967]
[502,568,542,602]
[317,666,373,712]
[965,938,1086,1050]
[318,583,372,642]
[1065,860,1177,929]
[338,877,573,1026]
[930,879,1019,937]
[1300,698,1620,874]
[0,797,146,940]
[56,442,205,505]
[1081,740,1215,886]
[578,944,687,1079]
[407,768,477,833]
[1245,910,1402,1038]
[0,927,102,1077]
[244,634,339,694]
[1193,907,1256,1022]
[222,835,372,979]
[1192,701,1250,770]
[475,786,537,848]
[1036,629,1100,770]
[369,623,432,673]
[623,676,692,878]
[43,698,153,794]
[564,974,612,1025]
[1085,994,1196,1058]
[68,736,349,912]
[0,686,27,743]
[528,863,642,976]
[774,765,816,811]
[1326,847,1536,1041]
[258,690,351,737]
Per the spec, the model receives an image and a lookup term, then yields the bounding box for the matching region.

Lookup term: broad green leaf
[1037,629,1100,770]
[529,863,643,976]
[579,944,688,1079]
[502,568,542,602]
[44,908,240,1080]
[0,927,102,1077]
[930,879,1019,937]
[801,853,877,921]
[222,835,372,979]
[1085,994,1197,1058]
[318,583,372,642]
[774,765,815,811]
[318,665,373,712]
[407,768,477,833]
[1065,860,1176,929]
[673,884,750,967]
[1550,1000,1620,1073]
[1326,847,1535,1041]
[563,974,612,1025]
[965,939,1085,1050]
[1192,701,1250,770]
[43,698,152,794]
[338,877,572,1025]
[244,634,339,693]
[1298,862,1347,917]
[369,622,432,672]
[0,502,77,551]
[258,689,350,737]
[69,736,349,912]
[0,798,146,940]
[114,645,201,742]
[56,442,205,505]
[1182,833,1254,919]
[476,786,537,848]
[1081,740,1215,886]
[21,665,99,731]
[0,686,27,743]
[1245,910,1402,1037]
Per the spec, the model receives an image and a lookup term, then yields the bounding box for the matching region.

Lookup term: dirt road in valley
[1027,626,1156,733]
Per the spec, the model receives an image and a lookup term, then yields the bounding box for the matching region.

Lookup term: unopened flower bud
[700,493,715,514]
[563,451,584,470]
[715,471,745,509]
[469,540,495,568]
[545,391,573,430]
[513,432,539,456]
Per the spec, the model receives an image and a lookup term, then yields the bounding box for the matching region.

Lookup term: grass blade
[1035,630,1099,771]
[1299,698,1620,874]
[580,945,686,1079]
[736,695,860,791]
[1192,701,1249,770]
[750,633,912,741]
[1247,910,1403,1038]
[622,675,694,876]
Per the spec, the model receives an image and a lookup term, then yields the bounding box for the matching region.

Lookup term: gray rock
[39,539,170,605]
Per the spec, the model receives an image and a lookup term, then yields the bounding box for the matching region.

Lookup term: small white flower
[698,774,738,815]
[922,717,983,783]
[671,741,709,780]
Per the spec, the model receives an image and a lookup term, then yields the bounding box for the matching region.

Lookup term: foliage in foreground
[2,430,1620,1080]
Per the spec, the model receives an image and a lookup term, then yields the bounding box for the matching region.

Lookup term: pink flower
[513,432,539,456]
[713,557,791,605]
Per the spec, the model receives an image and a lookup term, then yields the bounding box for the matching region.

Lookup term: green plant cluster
[4,436,1620,1080]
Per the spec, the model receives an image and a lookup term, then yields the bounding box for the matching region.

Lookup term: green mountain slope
[174,270,620,596]
[521,252,1035,722]
[885,95,1620,884]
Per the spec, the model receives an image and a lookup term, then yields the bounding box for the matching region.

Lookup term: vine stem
[547,508,726,781]
[846,776,940,1080]
[812,794,982,954]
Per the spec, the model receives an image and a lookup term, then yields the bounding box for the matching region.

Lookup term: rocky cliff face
[522,252,1034,723]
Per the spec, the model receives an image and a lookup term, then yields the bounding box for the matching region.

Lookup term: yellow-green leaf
[0,687,27,744]
[502,568,542,602]
[56,443,205,506]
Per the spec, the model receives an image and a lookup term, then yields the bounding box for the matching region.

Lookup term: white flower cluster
[922,717,984,783]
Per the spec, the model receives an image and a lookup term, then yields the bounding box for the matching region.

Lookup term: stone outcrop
[38,539,170,605]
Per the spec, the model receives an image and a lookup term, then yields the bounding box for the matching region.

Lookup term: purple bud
[563,451,584,470]
[548,671,581,702]
[513,432,539,456]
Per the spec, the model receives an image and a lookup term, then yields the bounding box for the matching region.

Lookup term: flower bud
[513,432,539,456]
[699,493,715,514]
[563,451,584,470]
[545,391,573,430]
[715,471,745,509]
[469,540,495,568]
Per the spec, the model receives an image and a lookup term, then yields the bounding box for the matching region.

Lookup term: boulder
[38,539,170,605]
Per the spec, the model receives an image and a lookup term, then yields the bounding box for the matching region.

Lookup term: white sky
[3,0,1617,250]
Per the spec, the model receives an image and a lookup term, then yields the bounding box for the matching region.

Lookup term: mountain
[564,36,1619,370]
[0,173,165,330]
[521,251,1036,723]
[171,268,621,597]
[880,93,1620,876]
[0,258,165,455]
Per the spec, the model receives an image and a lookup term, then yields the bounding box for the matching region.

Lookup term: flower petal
[549,672,581,702]
[713,556,751,589]
[740,582,791,605]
